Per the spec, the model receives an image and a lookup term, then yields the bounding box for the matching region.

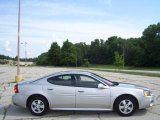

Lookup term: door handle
[47,88,53,90]
[78,90,84,93]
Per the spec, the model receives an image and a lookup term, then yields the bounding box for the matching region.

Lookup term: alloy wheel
[119,99,134,114]
[31,99,45,114]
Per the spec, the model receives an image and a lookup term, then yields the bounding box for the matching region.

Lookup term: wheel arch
[26,94,49,108]
[113,94,139,110]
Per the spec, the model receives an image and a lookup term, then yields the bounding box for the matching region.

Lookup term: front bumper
[139,94,154,109]
[12,94,29,108]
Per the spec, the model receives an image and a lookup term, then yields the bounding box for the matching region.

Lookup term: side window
[76,75,100,88]
[47,74,75,86]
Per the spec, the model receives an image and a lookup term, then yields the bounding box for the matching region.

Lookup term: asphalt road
[0,65,160,120]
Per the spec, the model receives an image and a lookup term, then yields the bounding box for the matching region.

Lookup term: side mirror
[98,83,108,89]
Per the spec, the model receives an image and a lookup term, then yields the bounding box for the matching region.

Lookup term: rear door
[45,74,76,108]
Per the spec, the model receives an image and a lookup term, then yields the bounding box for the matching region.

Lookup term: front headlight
[143,90,151,96]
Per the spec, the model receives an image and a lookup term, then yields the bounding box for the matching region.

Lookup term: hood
[118,82,150,91]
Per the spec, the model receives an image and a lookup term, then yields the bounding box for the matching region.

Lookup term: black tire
[114,96,137,116]
[28,96,49,116]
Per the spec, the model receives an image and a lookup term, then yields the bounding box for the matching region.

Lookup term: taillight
[14,84,19,93]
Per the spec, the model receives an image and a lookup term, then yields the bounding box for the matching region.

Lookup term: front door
[75,74,110,109]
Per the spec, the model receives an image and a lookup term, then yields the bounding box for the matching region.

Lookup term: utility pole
[76,51,77,67]
[21,42,28,65]
[25,42,27,65]
[122,46,125,69]
[15,0,23,82]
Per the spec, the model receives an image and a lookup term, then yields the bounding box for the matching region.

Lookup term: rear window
[47,74,75,86]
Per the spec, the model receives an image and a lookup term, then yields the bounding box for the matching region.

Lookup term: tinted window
[47,74,75,86]
[76,75,100,88]
[91,73,114,86]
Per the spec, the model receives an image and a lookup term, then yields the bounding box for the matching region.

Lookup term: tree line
[36,23,160,67]
[0,55,35,62]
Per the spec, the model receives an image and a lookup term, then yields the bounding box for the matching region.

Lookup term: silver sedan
[12,71,154,116]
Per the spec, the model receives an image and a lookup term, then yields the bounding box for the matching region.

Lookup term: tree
[142,23,160,67]
[105,36,125,64]
[47,42,61,66]
[125,38,144,66]
[83,59,90,67]
[75,43,84,66]
[75,42,90,66]
[89,39,101,64]
[36,52,48,65]
[61,40,77,66]
[0,54,12,60]
[114,51,124,69]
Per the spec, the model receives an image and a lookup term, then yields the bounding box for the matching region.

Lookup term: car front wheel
[28,96,48,116]
[115,96,137,116]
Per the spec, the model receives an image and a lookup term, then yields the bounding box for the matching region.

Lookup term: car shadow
[0,104,148,119]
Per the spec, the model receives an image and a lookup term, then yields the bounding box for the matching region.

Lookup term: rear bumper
[139,94,154,109]
[12,94,29,108]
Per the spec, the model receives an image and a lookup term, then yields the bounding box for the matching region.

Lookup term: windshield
[91,73,114,86]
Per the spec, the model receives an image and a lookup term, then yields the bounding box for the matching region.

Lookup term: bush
[82,59,90,67]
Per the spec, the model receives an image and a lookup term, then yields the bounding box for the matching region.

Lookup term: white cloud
[22,19,142,38]
[5,40,12,52]
[22,0,108,17]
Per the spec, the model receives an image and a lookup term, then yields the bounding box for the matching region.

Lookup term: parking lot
[0,65,160,120]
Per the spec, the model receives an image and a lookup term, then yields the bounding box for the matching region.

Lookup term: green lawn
[88,64,160,71]
[80,64,160,77]
[89,68,160,77]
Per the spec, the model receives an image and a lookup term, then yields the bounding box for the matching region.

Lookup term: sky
[0,0,160,58]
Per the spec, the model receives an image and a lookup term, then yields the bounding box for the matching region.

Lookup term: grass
[80,64,160,77]
[88,64,160,71]
[87,68,160,77]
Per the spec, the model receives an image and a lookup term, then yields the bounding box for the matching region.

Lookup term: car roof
[53,70,93,76]
[35,71,95,81]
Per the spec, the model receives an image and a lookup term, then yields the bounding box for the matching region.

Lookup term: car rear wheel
[115,96,136,116]
[28,96,48,116]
